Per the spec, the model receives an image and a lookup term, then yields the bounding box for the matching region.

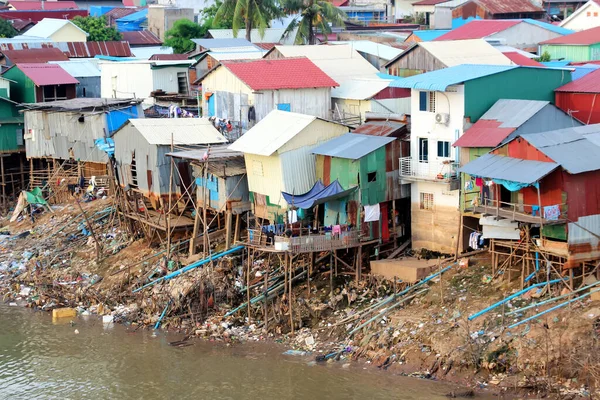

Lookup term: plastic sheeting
[94,138,114,157]
[282,180,355,210]
[493,178,539,192]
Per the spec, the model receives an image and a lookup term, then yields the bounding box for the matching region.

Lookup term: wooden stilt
[247,248,252,319]
[329,251,333,296]
[307,251,313,298]
[189,200,201,257]
[264,261,269,329]
[288,252,294,335]
[334,249,338,276]
[29,158,33,191]
[234,213,241,242]
[166,134,174,258]
[357,246,362,282]
[0,155,5,214]
[225,209,232,249]
[19,155,24,191]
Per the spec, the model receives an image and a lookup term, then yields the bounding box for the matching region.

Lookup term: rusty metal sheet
[65,41,134,58]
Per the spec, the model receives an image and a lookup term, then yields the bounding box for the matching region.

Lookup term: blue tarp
[282,180,356,209]
[95,138,115,157]
[116,9,147,32]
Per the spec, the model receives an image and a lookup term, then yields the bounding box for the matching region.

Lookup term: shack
[3,63,79,103]
[555,68,600,124]
[539,26,600,62]
[49,60,101,98]
[228,110,349,222]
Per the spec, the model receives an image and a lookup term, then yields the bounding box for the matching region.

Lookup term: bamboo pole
[288,252,294,334]
[75,199,102,262]
[247,248,252,319]
[166,133,174,257]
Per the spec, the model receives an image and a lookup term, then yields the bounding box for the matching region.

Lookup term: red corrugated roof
[10,18,34,30]
[9,1,79,10]
[476,0,543,14]
[254,42,277,50]
[412,0,450,5]
[353,120,406,137]
[453,120,516,148]
[220,58,338,90]
[17,63,79,85]
[556,68,600,93]
[3,47,69,63]
[435,19,521,40]
[502,51,544,67]
[331,0,349,6]
[149,53,188,60]
[121,30,162,46]
[0,9,87,22]
[65,41,133,57]
[541,26,600,45]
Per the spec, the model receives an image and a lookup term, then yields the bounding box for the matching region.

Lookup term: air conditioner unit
[435,113,450,125]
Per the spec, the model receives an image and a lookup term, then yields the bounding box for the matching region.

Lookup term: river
[0,305,477,399]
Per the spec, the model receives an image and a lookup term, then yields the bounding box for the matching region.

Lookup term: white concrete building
[560,0,600,31]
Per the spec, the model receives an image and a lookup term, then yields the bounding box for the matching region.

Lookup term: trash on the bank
[52,307,77,319]
[74,329,79,334]
[102,315,114,324]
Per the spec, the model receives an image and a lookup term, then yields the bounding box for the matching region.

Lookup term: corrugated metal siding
[488,23,564,51]
[541,44,591,62]
[24,110,108,162]
[555,92,600,124]
[568,214,600,264]
[360,146,387,205]
[152,66,189,94]
[76,76,101,98]
[254,87,331,120]
[201,66,253,122]
[464,67,572,122]
[279,118,349,154]
[100,62,154,101]
[280,145,319,197]
[113,124,159,196]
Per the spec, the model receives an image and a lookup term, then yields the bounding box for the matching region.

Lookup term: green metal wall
[540,44,592,62]
[0,89,23,153]
[359,147,386,206]
[460,147,490,211]
[330,156,359,189]
[3,67,36,104]
[464,68,572,122]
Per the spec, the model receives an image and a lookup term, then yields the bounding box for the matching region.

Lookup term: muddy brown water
[0,305,485,399]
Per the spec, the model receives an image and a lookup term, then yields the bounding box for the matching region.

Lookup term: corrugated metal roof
[105,7,139,22]
[481,99,549,127]
[11,19,35,31]
[459,153,558,184]
[557,68,600,92]
[503,51,544,67]
[476,0,544,14]
[17,63,79,85]
[197,50,265,62]
[353,119,406,137]
[418,39,512,66]
[22,17,88,39]
[523,19,573,35]
[2,47,69,63]
[521,125,600,174]
[412,0,451,5]
[65,41,133,57]
[332,77,390,100]
[435,20,521,40]
[541,26,600,45]
[9,1,79,10]
[167,146,246,176]
[125,118,228,146]
[208,28,287,44]
[121,30,162,46]
[329,40,402,61]
[411,30,451,41]
[453,120,516,148]
[571,64,600,80]
[149,53,188,60]
[26,97,139,110]
[311,133,394,160]
[115,8,146,22]
[219,58,338,90]
[228,110,318,156]
[191,38,255,49]
[388,64,516,91]
[130,45,172,58]
[48,60,100,77]
[493,45,536,58]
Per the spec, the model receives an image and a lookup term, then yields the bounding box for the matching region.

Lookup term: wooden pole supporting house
[288,252,294,335]
[536,183,544,239]
[247,248,252,319]
[234,213,241,243]
[225,209,232,249]
[202,163,208,254]
[29,158,33,190]
[19,156,24,191]
[392,200,397,244]
[264,266,269,330]
[357,246,362,282]
[166,133,174,258]
[189,202,201,257]
[307,251,313,298]
[0,155,5,214]
[329,251,333,296]
[334,249,338,276]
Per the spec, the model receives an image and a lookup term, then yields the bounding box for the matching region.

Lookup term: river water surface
[0,305,477,399]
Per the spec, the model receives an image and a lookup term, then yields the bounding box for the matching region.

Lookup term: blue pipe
[468,279,562,321]
[154,300,171,330]
[133,245,244,293]
[509,288,600,329]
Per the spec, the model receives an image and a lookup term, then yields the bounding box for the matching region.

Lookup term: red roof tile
[121,30,161,46]
[149,53,188,60]
[453,120,516,148]
[436,19,521,40]
[10,18,34,31]
[2,47,69,63]
[220,58,338,90]
[64,41,133,57]
[412,0,450,5]
[475,0,543,15]
[9,1,79,10]
[541,26,600,45]
[556,68,600,93]
[17,63,79,85]
[502,51,544,67]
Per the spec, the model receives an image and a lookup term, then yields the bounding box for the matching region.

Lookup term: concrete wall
[561,2,600,31]
[148,6,195,40]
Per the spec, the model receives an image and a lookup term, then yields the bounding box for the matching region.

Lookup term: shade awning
[282,180,356,209]
[459,153,558,185]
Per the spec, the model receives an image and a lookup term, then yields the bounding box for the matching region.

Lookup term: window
[42,85,68,102]
[252,160,264,176]
[418,91,435,112]
[277,103,291,111]
[420,192,434,210]
[16,128,23,146]
[418,138,429,162]
[177,72,188,95]
[437,141,450,157]
[367,172,377,182]
[82,87,87,97]
[587,11,591,16]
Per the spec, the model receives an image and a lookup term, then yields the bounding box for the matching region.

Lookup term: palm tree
[215,0,282,42]
[282,0,345,45]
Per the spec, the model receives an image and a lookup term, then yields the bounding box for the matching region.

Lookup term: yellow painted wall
[50,24,87,42]
[201,66,254,113]
[279,119,349,154]
[244,152,285,207]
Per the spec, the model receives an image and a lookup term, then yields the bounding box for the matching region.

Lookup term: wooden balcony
[247,229,361,253]
[464,198,566,225]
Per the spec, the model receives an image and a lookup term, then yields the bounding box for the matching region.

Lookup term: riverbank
[1,199,598,399]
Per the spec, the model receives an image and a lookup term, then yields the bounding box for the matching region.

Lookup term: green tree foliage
[282,0,345,45]
[164,19,204,54]
[0,19,17,38]
[200,0,233,29]
[533,51,551,62]
[72,16,122,41]
[215,0,282,41]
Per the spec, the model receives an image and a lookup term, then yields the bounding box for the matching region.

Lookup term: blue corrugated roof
[388,64,517,91]
[412,30,451,41]
[542,61,571,68]
[571,64,600,81]
[523,19,573,36]
[312,133,394,160]
[460,153,558,184]
[116,9,147,22]
[376,72,402,80]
